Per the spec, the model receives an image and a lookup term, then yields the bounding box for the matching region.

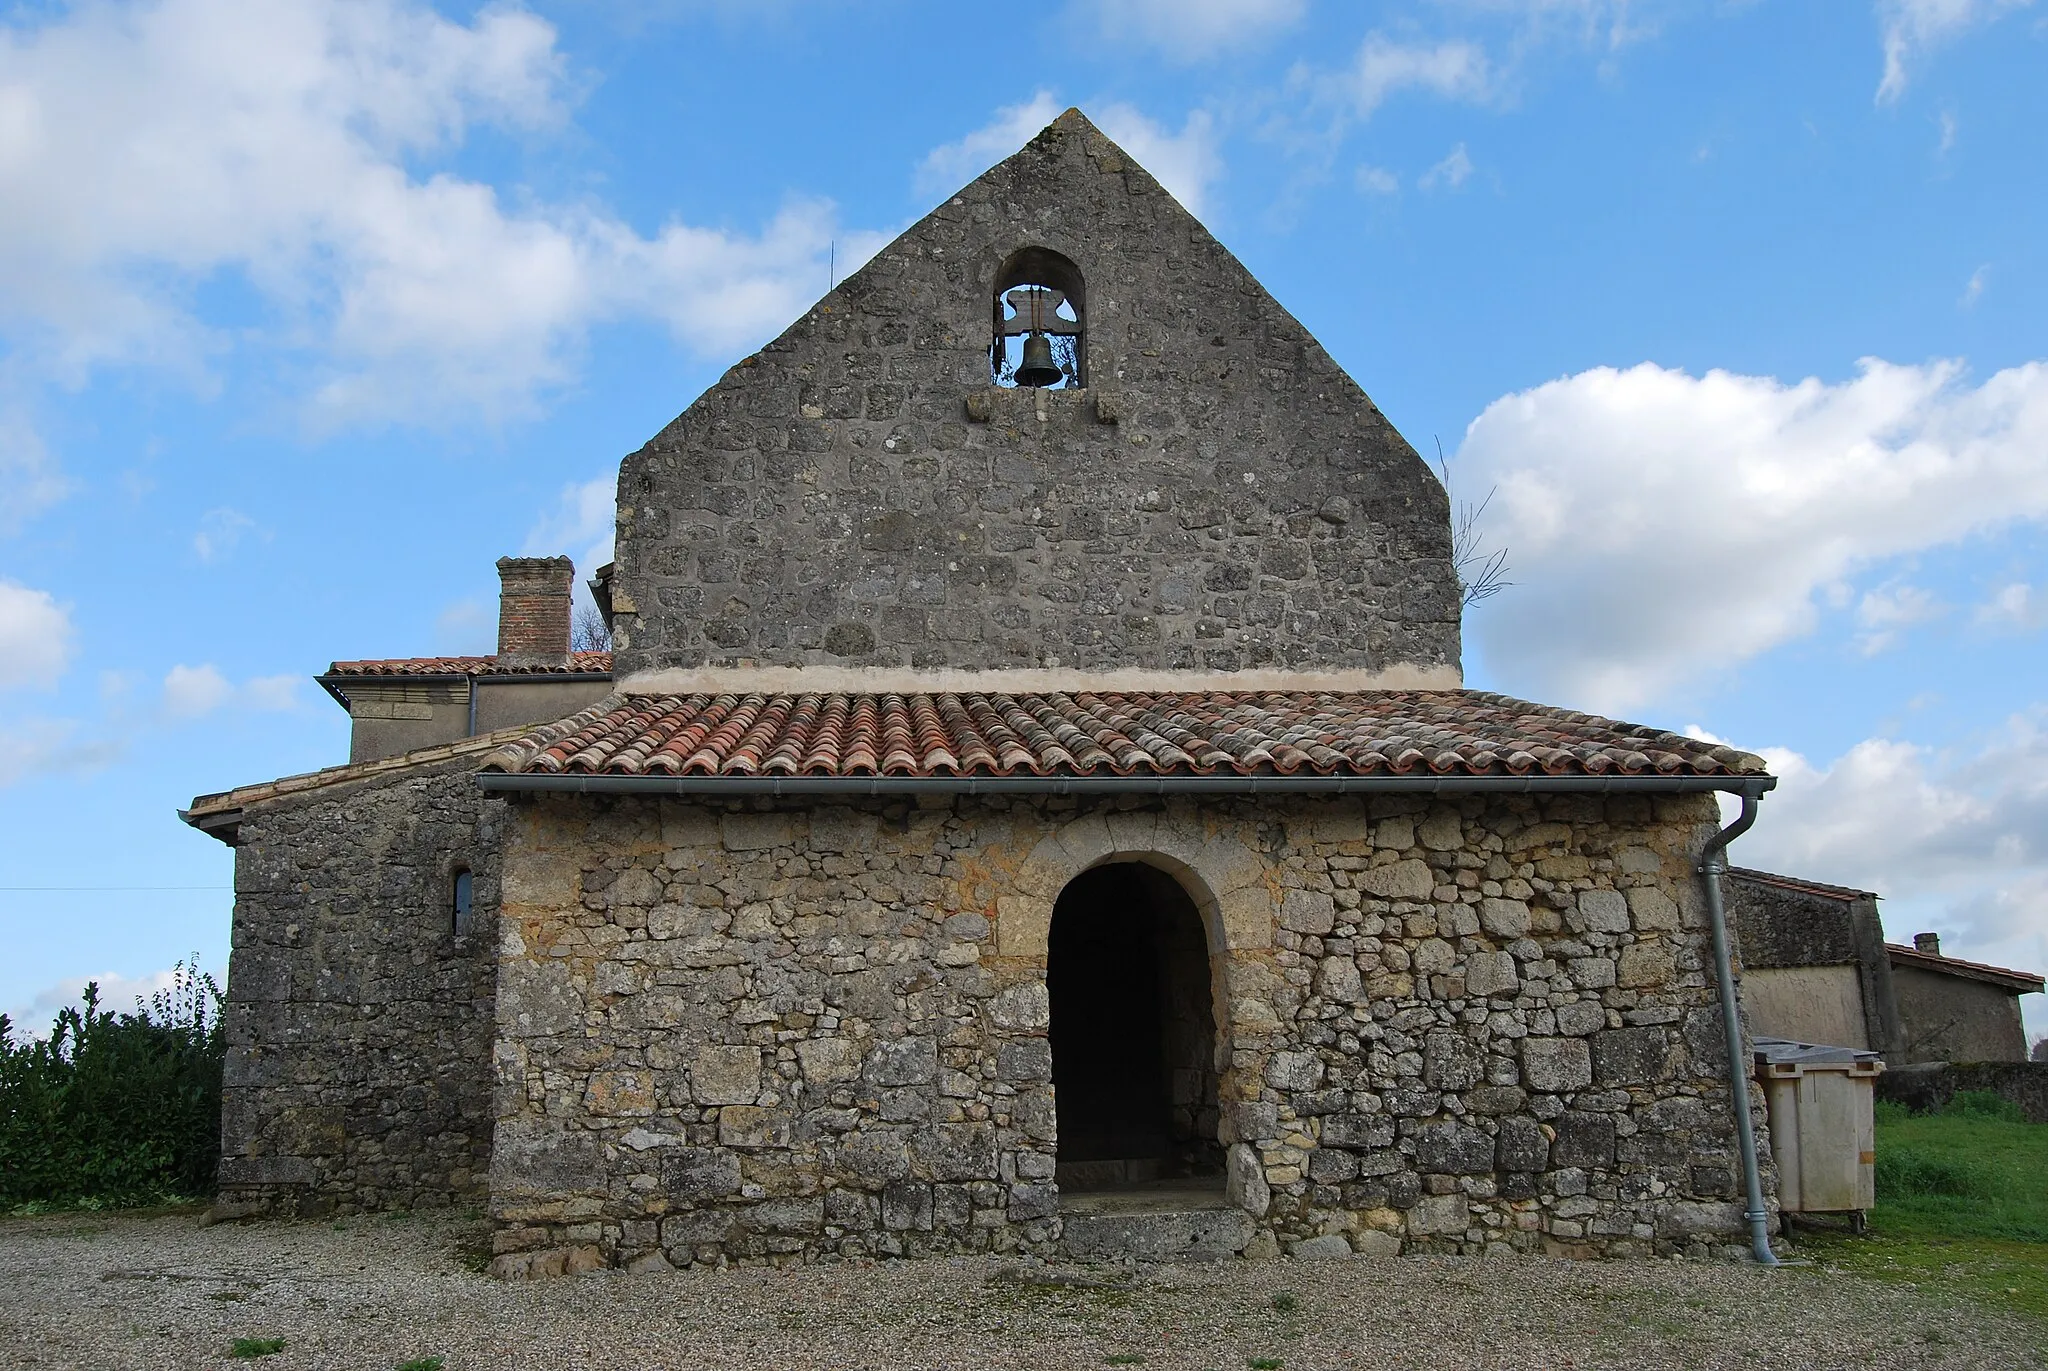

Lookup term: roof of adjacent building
[1727,867,1881,902]
[180,724,539,843]
[479,688,1769,781]
[322,652,614,678]
[1885,943,2045,994]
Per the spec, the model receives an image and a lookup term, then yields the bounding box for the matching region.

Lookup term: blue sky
[1,0,2043,1042]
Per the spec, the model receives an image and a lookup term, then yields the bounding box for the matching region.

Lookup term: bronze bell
[1014,331,1063,387]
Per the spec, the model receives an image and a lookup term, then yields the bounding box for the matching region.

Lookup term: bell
[1014,331,1063,387]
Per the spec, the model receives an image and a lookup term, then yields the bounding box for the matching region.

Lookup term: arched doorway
[1047,861,1223,1193]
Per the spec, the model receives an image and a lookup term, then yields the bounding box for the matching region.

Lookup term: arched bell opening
[991,246,1085,389]
[1047,861,1225,1195]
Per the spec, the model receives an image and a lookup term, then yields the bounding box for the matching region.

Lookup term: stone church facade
[186,110,1779,1274]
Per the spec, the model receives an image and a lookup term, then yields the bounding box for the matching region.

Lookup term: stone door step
[1058,1202,1253,1263]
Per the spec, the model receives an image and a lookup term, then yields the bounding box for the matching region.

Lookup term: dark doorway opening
[1048,862,1223,1192]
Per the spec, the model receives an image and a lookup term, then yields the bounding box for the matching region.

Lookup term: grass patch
[1269,1292,1298,1314]
[229,1338,286,1358]
[990,1273,1134,1310]
[1800,1097,2048,1329]
[396,1358,445,1371]
[1944,1090,2026,1123]
[6,1193,208,1218]
[451,1234,495,1274]
[1867,1102,2048,1243]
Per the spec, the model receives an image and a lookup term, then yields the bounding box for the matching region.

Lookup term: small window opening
[992,247,1085,389]
[452,867,474,936]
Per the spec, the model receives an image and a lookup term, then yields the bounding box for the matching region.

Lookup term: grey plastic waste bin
[1753,1037,1884,1230]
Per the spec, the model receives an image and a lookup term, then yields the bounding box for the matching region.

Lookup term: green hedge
[0,959,224,1207]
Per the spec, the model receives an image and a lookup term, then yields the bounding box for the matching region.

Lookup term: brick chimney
[1913,931,1942,956]
[496,556,574,666]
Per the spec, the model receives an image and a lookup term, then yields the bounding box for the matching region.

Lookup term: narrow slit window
[452,867,474,936]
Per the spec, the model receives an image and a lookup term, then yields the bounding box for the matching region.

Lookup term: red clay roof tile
[323,652,613,677]
[482,689,1768,781]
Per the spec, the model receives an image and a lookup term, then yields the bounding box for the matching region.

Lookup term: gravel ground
[2,1208,2041,1371]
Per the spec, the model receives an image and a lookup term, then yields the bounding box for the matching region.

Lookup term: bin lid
[1753,1036,1884,1068]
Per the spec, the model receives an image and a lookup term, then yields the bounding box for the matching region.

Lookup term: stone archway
[995,807,1278,962]
[988,808,1280,1257]
[1047,861,1224,1192]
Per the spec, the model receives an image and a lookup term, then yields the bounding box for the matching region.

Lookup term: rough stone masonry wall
[489,789,1769,1274]
[607,113,1460,678]
[215,762,502,1217]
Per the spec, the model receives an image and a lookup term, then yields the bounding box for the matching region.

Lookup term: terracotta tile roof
[181,724,539,843]
[481,689,1767,780]
[1886,944,2045,994]
[323,652,613,677]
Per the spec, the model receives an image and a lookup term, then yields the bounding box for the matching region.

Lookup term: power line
[0,885,232,892]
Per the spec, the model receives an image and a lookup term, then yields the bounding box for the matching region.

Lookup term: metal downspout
[1700,793,1779,1265]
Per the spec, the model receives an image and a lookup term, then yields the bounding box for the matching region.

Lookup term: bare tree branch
[571,603,612,653]
[1435,437,1511,609]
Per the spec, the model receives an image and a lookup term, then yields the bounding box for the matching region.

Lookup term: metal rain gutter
[478,771,1775,799]
[1699,791,1781,1266]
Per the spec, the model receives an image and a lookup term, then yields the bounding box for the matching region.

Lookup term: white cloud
[160,662,302,718]
[1435,0,1658,48]
[1356,164,1401,195]
[1875,0,2033,103]
[243,674,302,711]
[1937,107,1959,154]
[1094,106,1222,217]
[1,657,294,788]
[1960,263,1988,308]
[0,580,72,690]
[0,0,872,430]
[192,507,255,563]
[1854,581,1945,655]
[917,94,1222,219]
[1090,0,1305,60]
[5,966,183,1036]
[527,473,617,587]
[1975,581,2044,632]
[161,663,232,719]
[1348,34,1493,117]
[1420,142,1475,191]
[0,398,67,533]
[0,716,122,788]
[1457,356,2048,713]
[918,92,1065,202]
[1742,738,1988,886]
[1272,3,1668,167]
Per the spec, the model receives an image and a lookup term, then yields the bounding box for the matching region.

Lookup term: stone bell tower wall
[607,111,1462,680]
